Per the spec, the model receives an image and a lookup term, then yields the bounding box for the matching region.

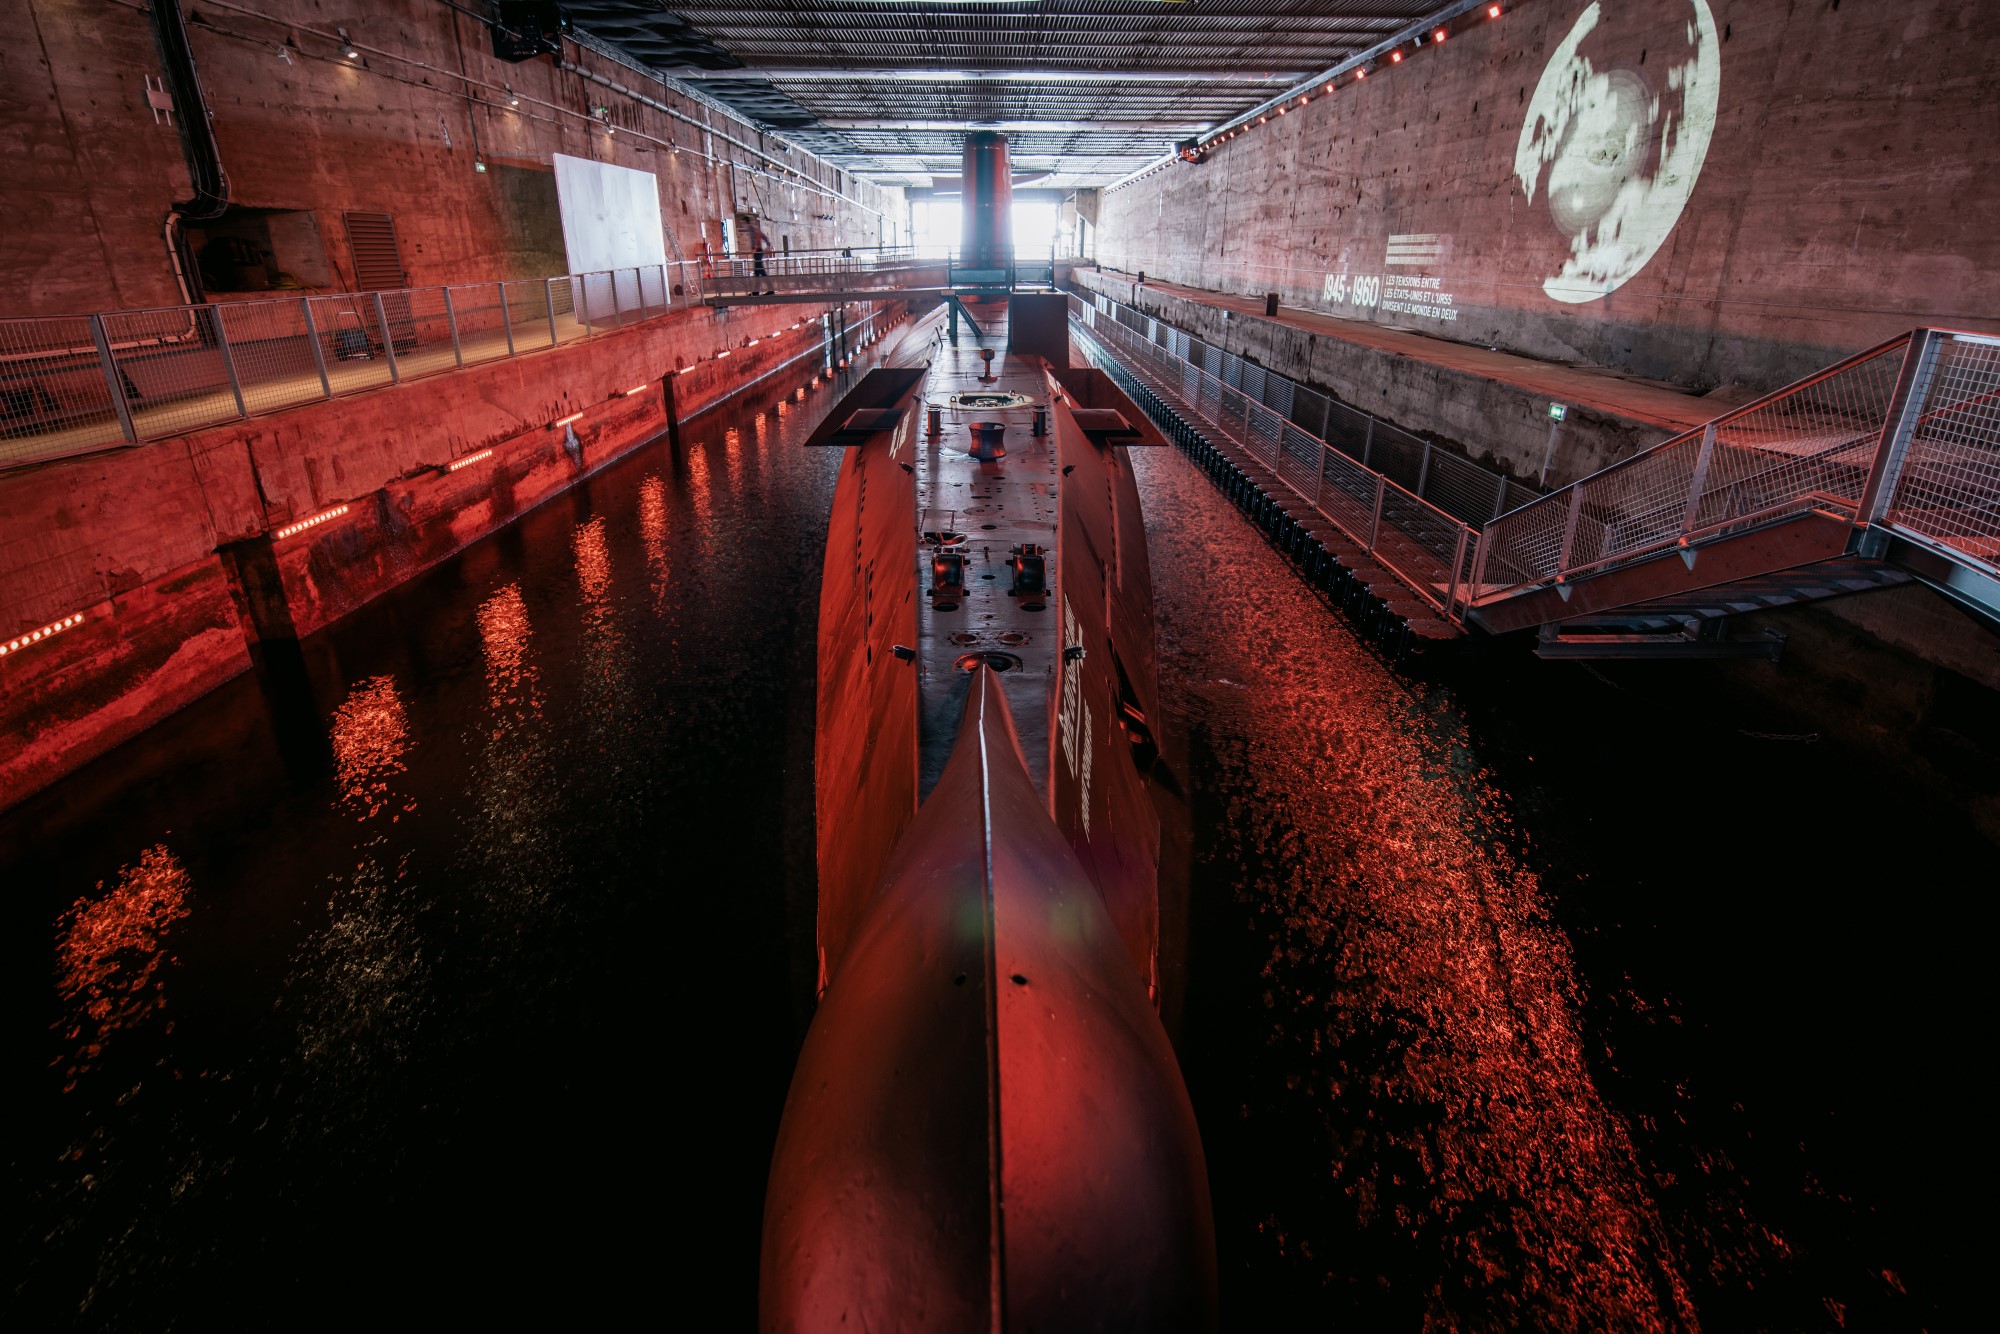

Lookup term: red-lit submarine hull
[761,668,1215,1329]
[763,125,1213,1329]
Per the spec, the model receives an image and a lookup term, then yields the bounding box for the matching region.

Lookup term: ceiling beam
[811,118,1203,132]
[667,67,1302,84]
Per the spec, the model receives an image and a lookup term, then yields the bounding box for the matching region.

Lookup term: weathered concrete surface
[1076,268,1699,488]
[1096,0,2000,395]
[3,0,900,314]
[0,297,902,809]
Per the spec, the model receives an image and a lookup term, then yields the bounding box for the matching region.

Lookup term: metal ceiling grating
[564,1,1467,185]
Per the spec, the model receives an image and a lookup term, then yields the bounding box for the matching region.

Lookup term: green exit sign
[1548,402,1568,422]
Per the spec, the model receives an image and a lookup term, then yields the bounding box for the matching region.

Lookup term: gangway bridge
[700,249,1059,332]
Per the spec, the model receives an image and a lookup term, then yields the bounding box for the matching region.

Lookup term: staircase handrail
[1471,330,1921,602]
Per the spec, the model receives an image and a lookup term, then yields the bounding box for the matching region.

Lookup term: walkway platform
[1080,272,1720,435]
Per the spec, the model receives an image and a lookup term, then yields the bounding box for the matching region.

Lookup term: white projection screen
[552,153,669,320]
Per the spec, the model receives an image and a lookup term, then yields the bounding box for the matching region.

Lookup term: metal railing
[1071,294,1482,623]
[1,261,712,470]
[1471,329,2000,600]
[1076,290,1542,528]
[946,248,1059,291]
[701,246,922,298]
[1879,331,2000,572]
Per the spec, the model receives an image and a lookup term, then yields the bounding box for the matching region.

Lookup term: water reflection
[572,514,635,741]
[724,425,745,492]
[53,844,192,1091]
[289,674,427,1099]
[686,439,714,536]
[639,474,672,608]
[469,582,556,901]
[1136,448,1695,1330]
[330,675,413,821]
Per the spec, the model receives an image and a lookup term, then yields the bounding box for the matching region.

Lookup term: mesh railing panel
[1070,295,1478,621]
[1888,333,2000,567]
[447,284,514,366]
[1691,345,1901,528]
[0,260,841,469]
[1,314,125,460]
[1426,449,1510,526]
[504,281,556,351]
[305,294,395,396]
[214,300,326,415]
[105,306,241,439]
[1082,288,1542,526]
[1481,337,1911,593]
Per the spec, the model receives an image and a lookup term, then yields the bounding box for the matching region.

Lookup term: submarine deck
[913,305,1062,800]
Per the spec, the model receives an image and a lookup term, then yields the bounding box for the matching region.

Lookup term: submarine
[762,132,1218,1331]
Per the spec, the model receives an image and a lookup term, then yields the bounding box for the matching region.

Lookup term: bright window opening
[910,198,1062,262]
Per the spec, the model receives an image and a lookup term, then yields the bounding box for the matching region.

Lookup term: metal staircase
[1469,328,2000,655]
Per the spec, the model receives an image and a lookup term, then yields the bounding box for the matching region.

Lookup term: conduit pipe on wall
[148,0,231,305]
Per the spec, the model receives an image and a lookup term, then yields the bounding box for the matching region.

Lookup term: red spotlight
[1355,67,1367,79]
[1434,27,1447,42]
[1488,3,1502,15]
[1390,50,1402,63]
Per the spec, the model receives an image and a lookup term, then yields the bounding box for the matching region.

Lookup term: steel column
[442,287,464,368]
[212,308,249,416]
[498,283,516,356]
[88,315,138,443]
[1680,423,1718,532]
[1556,486,1583,573]
[1858,330,1943,524]
[299,299,332,397]
[371,291,400,384]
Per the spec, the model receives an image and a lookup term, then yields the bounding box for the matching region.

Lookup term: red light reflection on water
[724,426,745,491]
[478,582,534,702]
[572,514,613,607]
[1135,450,1697,1330]
[639,474,675,612]
[53,844,192,1089]
[330,676,411,821]
[687,440,713,520]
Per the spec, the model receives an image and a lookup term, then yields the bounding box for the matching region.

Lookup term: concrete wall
[1095,0,2000,394]
[0,296,905,809]
[3,0,900,314]
[1074,268,1674,489]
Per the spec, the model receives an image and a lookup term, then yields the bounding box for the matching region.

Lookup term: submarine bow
[760,668,1217,1331]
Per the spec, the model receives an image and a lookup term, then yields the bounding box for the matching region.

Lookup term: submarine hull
[769,289,1215,1328]
[762,671,1216,1331]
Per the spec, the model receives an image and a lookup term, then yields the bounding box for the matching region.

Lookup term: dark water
[3,354,1983,1329]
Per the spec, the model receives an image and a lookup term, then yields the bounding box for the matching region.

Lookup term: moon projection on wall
[1514,0,1721,304]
